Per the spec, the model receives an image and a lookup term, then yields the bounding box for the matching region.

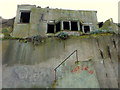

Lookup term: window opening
[63,21,70,30]
[47,24,55,33]
[56,22,61,32]
[71,21,78,31]
[20,12,30,23]
[84,26,90,33]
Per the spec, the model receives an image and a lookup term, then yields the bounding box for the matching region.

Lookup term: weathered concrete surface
[2,34,119,88]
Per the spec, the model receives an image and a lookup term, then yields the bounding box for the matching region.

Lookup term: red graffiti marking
[89,70,94,74]
[71,65,94,74]
[71,66,80,72]
[81,65,88,71]
[84,66,89,71]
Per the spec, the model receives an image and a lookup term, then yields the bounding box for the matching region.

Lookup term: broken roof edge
[18,4,36,8]
[52,8,97,13]
[39,7,97,13]
[17,4,97,13]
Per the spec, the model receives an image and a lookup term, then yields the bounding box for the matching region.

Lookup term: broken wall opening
[20,11,30,23]
[84,26,90,33]
[98,22,103,28]
[71,21,78,31]
[63,22,70,30]
[47,24,54,33]
[56,22,61,33]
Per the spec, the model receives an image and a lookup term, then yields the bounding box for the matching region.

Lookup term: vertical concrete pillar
[18,11,21,23]
[89,26,92,32]
[82,25,84,33]
[54,24,56,33]
[77,21,80,31]
[61,21,63,30]
[69,21,71,30]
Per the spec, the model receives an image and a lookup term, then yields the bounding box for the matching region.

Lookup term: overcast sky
[0,0,119,23]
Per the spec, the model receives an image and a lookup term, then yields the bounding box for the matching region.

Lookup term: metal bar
[76,50,79,62]
[54,50,79,81]
[54,50,76,70]
[54,69,57,81]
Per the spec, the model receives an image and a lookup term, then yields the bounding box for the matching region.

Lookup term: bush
[30,35,44,45]
[2,28,11,38]
[57,32,69,40]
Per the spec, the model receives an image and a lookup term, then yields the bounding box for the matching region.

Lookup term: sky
[0,0,119,23]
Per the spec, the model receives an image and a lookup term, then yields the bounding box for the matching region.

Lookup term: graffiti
[71,66,80,73]
[71,65,94,74]
[88,70,94,74]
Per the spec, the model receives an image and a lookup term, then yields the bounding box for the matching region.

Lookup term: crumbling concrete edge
[118,1,120,88]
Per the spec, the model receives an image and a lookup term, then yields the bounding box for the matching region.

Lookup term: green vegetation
[1,29,115,42]
[80,33,113,38]
[75,61,80,64]
[1,36,20,40]
[2,28,11,38]
[51,80,57,88]
[57,32,69,40]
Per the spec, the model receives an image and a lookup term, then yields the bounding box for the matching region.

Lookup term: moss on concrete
[51,80,57,88]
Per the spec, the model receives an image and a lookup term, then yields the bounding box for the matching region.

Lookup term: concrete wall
[56,61,100,88]
[2,35,119,88]
[13,5,98,38]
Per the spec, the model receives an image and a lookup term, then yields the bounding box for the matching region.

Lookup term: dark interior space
[98,22,103,28]
[63,22,70,30]
[20,12,30,23]
[84,26,90,33]
[80,22,83,32]
[56,22,61,32]
[47,24,54,33]
[71,21,78,31]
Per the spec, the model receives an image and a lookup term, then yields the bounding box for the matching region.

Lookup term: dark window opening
[56,22,61,32]
[63,22,70,30]
[71,21,78,31]
[84,26,90,33]
[47,24,54,33]
[80,22,83,32]
[20,12,30,23]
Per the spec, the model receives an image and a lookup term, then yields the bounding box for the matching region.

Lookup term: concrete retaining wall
[2,35,119,88]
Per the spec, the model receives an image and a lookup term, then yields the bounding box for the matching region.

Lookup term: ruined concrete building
[2,4,119,88]
[13,5,98,38]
